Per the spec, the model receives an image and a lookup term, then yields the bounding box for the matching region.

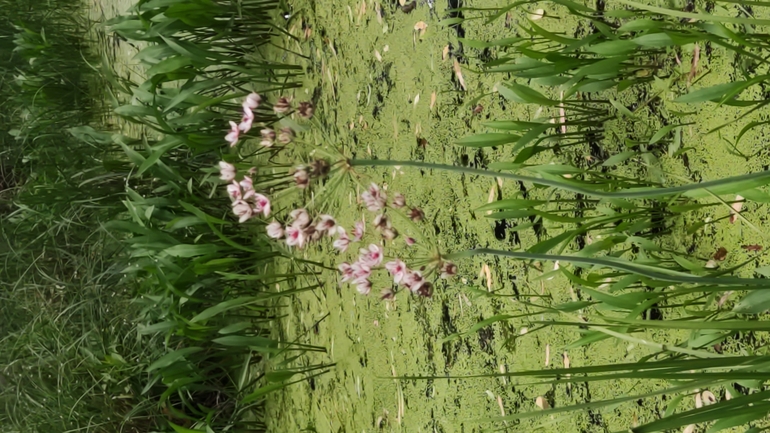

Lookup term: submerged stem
[445,248,769,287]
[349,159,770,199]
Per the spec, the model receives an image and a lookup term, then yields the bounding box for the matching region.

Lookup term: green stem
[349,159,770,199]
[445,248,770,287]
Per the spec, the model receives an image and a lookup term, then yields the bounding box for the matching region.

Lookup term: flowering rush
[217,93,461,299]
[361,183,387,211]
[219,161,236,182]
[219,162,271,223]
[265,209,349,252]
[260,204,453,299]
[225,121,239,147]
[247,170,458,299]
[238,92,261,133]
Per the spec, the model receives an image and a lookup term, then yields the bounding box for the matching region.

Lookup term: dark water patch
[450,214,461,237]
[440,302,458,368]
[447,0,465,39]
[588,134,608,162]
[400,0,416,13]
[477,315,495,354]
[574,19,589,39]
[643,305,663,321]
[459,173,469,197]
[587,409,605,430]
[494,220,507,240]
[508,273,521,296]
[648,202,668,237]
[371,62,395,119]
[477,47,494,64]
[517,181,529,198]
[472,148,489,169]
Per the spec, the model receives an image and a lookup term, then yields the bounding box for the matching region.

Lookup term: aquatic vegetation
[254,0,770,431]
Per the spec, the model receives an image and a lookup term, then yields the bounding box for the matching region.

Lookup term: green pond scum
[260,0,770,432]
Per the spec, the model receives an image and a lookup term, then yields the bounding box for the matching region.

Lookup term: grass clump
[2,0,329,432]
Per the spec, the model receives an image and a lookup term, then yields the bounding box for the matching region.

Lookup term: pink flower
[285,223,307,248]
[232,199,253,223]
[392,193,406,208]
[405,237,416,246]
[385,260,407,284]
[294,169,309,188]
[352,220,365,241]
[350,261,372,282]
[252,193,271,217]
[244,92,262,109]
[239,176,254,191]
[401,270,423,289]
[297,101,314,119]
[382,227,398,241]
[273,96,291,114]
[278,127,294,144]
[440,261,457,279]
[412,280,433,297]
[226,181,241,200]
[359,244,383,267]
[225,121,240,147]
[373,213,391,230]
[305,224,321,242]
[338,262,354,283]
[361,183,387,211]
[290,208,310,227]
[219,161,236,182]
[266,221,284,239]
[238,106,254,133]
[333,228,350,252]
[409,207,425,222]
[355,279,372,295]
[240,176,255,200]
[260,128,275,147]
[315,214,337,235]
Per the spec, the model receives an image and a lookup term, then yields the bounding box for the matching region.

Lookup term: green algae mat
[258,1,770,432]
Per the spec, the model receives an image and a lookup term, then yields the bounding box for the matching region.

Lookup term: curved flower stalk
[258,174,458,300]
[222,170,271,223]
[225,92,315,150]
[222,131,459,300]
[347,159,770,200]
[217,91,770,305]
[445,248,770,289]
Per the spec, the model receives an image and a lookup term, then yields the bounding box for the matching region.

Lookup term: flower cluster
[266,209,340,249]
[292,159,332,189]
[338,244,384,295]
[224,93,314,148]
[226,92,261,147]
[360,183,425,242]
[219,92,459,301]
[219,162,270,222]
[338,255,456,299]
